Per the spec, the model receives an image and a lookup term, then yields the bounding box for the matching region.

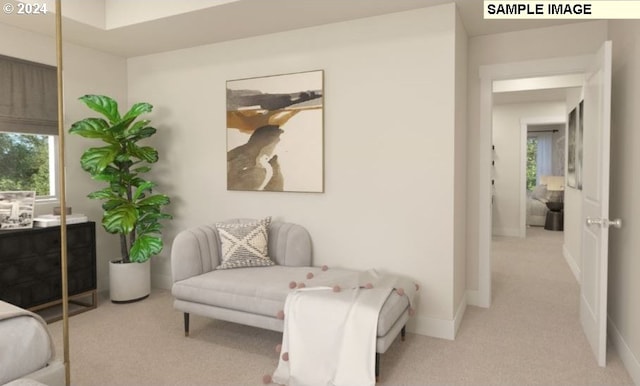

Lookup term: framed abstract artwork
[226,70,324,193]
[567,102,584,190]
[0,191,35,230]
[576,100,584,190]
[567,106,577,189]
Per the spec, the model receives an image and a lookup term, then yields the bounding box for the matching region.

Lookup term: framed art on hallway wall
[576,100,583,190]
[566,101,583,190]
[226,70,324,193]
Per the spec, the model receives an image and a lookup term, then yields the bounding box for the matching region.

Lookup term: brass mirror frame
[54,1,70,384]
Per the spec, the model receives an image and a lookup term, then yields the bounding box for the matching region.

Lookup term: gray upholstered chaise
[170,219,410,379]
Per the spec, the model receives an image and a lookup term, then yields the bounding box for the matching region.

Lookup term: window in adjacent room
[526,136,537,191]
[527,130,555,191]
[0,55,58,200]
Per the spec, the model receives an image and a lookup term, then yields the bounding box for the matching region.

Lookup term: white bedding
[271,270,416,386]
[527,192,548,226]
[0,301,55,385]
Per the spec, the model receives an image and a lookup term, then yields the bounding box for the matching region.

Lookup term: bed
[0,301,65,386]
[527,187,549,226]
[527,175,564,227]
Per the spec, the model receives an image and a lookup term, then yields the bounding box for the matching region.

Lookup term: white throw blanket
[271,270,416,386]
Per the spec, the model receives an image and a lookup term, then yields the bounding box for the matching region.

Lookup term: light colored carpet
[48,227,633,385]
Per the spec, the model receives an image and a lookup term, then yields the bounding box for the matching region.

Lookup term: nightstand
[544,202,564,231]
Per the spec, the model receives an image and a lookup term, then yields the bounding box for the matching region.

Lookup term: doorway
[490,92,568,239]
[479,42,614,367]
[525,122,566,235]
[477,55,592,308]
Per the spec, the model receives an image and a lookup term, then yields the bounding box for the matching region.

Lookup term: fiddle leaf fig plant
[70,95,171,263]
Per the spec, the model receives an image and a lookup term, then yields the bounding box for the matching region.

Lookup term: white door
[580,40,616,367]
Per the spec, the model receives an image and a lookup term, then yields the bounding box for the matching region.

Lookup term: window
[0,55,58,200]
[527,131,553,191]
[0,132,56,198]
[526,137,537,191]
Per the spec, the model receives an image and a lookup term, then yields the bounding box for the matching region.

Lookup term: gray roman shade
[0,54,58,135]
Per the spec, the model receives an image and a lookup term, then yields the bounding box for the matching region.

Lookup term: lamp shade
[541,175,564,191]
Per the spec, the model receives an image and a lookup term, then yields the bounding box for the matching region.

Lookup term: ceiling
[0,0,584,58]
[493,87,581,106]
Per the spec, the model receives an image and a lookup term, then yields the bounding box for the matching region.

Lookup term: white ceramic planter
[109,259,151,303]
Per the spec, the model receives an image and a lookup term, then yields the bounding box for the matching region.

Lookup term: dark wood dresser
[0,221,97,320]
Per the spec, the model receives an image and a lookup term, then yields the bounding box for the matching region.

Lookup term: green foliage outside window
[526,137,537,191]
[0,132,50,195]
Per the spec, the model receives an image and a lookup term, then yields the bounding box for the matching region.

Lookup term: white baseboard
[453,293,467,338]
[410,295,467,341]
[151,273,172,290]
[562,244,580,283]
[410,315,455,340]
[608,317,640,385]
[97,289,109,300]
[151,256,172,290]
[466,289,484,307]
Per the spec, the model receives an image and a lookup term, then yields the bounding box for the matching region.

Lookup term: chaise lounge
[170,218,414,380]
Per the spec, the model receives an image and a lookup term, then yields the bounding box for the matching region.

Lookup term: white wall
[606,20,640,385]
[453,8,468,334]
[466,21,608,291]
[491,102,565,237]
[127,4,462,338]
[0,21,128,293]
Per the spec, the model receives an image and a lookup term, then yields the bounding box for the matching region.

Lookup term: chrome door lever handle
[608,218,622,228]
[586,217,603,226]
[586,217,622,228]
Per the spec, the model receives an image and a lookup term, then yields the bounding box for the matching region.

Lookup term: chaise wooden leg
[375,352,380,382]
[184,313,190,337]
[401,325,406,341]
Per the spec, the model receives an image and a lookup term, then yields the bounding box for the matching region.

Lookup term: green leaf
[91,166,120,182]
[127,176,146,189]
[123,120,149,138]
[80,95,121,124]
[132,166,151,174]
[80,146,119,174]
[128,126,157,141]
[133,181,155,200]
[87,188,117,200]
[137,194,170,207]
[128,144,159,163]
[137,222,162,235]
[109,117,136,137]
[129,235,163,263]
[122,102,152,122]
[138,211,172,226]
[102,199,125,211]
[108,181,127,197]
[68,118,114,142]
[115,153,132,164]
[103,204,138,234]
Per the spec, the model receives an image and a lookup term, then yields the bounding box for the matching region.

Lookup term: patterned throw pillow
[215,217,275,270]
[532,184,549,202]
